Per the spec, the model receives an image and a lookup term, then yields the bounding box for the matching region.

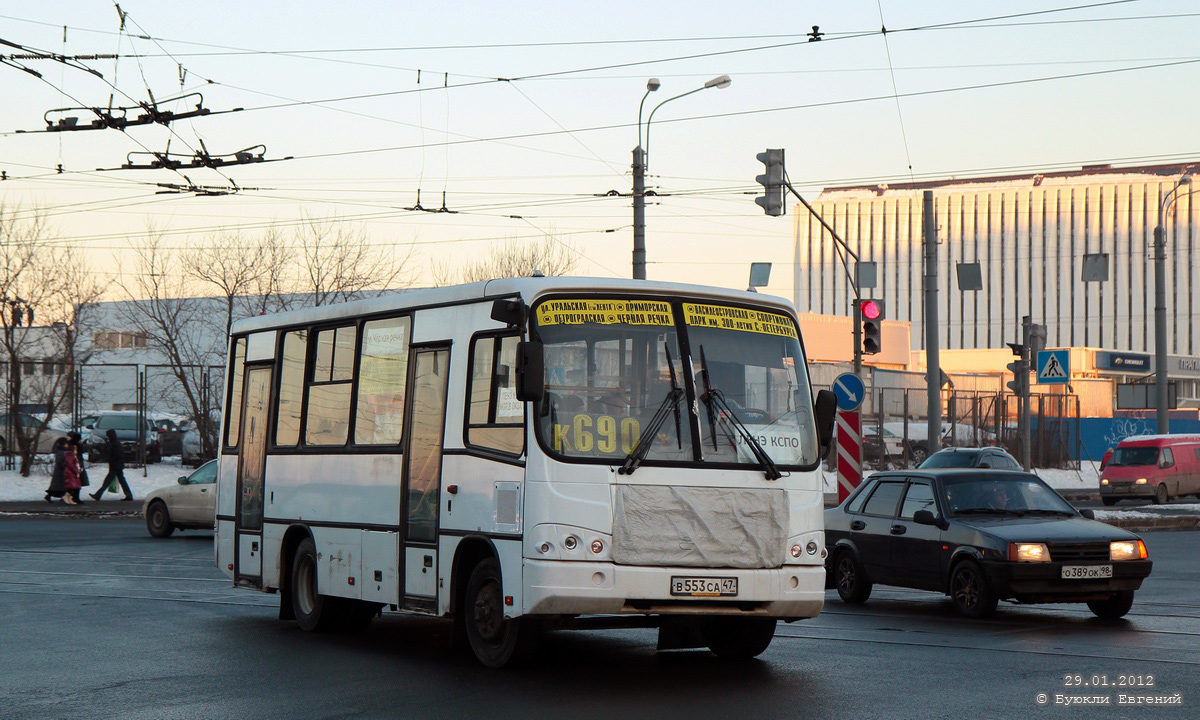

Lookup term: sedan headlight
[1110,540,1148,561]
[1008,542,1051,562]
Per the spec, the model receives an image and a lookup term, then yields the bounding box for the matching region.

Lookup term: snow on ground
[0,456,196,502]
[1,455,1110,502]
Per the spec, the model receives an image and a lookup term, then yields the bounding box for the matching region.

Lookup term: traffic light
[1006,359,1029,396]
[755,148,785,216]
[860,299,883,355]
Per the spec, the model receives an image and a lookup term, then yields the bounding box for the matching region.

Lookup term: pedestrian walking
[90,428,133,501]
[62,437,83,505]
[44,436,69,502]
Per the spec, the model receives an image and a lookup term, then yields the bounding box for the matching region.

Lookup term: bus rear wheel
[702,617,777,659]
[463,558,538,667]
[292,537,337,632]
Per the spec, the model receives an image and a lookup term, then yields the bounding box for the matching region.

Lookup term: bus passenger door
[401,345,450,610]
[234,365,272,585]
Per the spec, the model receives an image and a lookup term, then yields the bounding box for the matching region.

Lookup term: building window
[93,331,148,350]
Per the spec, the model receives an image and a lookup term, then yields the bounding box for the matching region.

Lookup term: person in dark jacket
[90,428,133,501]
[44,437,69,502]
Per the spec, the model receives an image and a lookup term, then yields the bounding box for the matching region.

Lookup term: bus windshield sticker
[683,303,798,339]
[535,299,674,327]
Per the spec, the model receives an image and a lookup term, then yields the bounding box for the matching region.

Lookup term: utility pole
[1021,316,1033,470]
[632,146,647,280]
[923,191,941,456]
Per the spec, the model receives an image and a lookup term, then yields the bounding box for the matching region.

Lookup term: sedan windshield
[942,474,1076,515]
[921,452,976,468]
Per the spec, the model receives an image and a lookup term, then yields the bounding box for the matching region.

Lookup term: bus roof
[228,276,796,335]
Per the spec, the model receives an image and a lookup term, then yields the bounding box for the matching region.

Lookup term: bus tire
[463,558,538,667]
[291,537,337,632]
[342,600,383,631]
[702,617,777,659]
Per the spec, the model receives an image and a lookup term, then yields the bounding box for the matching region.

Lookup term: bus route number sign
[670,576,739,597]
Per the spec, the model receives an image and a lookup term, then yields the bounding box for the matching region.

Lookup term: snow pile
[0,457,196,502]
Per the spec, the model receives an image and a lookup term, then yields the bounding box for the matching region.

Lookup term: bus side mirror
[491,299,527,328]
[516,340,544,402]
[814,389,836,456]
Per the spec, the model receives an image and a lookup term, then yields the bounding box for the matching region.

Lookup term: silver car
[143,460,217,538]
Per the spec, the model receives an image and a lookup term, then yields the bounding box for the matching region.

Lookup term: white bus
[214,277,836,666]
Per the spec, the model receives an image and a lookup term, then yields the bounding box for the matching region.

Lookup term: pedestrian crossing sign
[1037,349,1070,384]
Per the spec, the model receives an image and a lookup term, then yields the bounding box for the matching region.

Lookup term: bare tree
[181,229,294,340]
[114,235,223,461]
[0,204,103,475]
[293,215,413,306]
[456,233,579,283]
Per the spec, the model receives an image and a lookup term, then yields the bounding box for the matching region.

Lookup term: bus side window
[225,337,246,448]
[466,334,524,456]
[305,325,356,446]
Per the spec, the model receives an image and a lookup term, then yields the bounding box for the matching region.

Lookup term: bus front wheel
[463,558,538,667]
[702,617,778,659]
[292,537,337,632]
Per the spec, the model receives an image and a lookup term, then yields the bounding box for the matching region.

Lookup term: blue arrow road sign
[1037,349,1070,384]
[832,372,866,412]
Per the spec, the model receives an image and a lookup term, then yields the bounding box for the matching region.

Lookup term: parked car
[1100,434,1200,505]
[920,447,1021,470]
[862,426,905,468]
[83,411,161,464]
[0,412,67,454]
[152,417,186,456]
[825,469,1153,619]
[144,460,217,538]
[883,422,999,464]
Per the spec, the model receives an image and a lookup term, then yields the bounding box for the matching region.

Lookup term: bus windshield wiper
[618,343,684,476]
[618,387,684,475]
[697,346,781,481]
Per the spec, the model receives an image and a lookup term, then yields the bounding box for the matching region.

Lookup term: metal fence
[2,362,224,470]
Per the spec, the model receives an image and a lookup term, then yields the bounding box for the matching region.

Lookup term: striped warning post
[836,410,862,504]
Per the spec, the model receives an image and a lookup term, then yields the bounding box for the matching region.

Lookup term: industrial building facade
[793,163,1199,353]
[791,163,1200,404]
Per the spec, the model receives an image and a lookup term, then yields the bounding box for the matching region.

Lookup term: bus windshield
[533,297,818,469]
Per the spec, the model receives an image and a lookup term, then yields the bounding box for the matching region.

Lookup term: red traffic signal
[860,299,881,320]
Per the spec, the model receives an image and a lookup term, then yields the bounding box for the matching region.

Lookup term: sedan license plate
[670,576,738,597]
[1061,565,1112,579]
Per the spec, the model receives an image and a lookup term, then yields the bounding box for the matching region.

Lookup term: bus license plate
[1061,565,1112,579]
[670,576,738,597]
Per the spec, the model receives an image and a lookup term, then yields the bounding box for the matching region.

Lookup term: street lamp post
[631,75,730,280]
[1154,174,1191,432]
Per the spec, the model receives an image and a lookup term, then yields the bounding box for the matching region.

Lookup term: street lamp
[631,74,731,280]
[1154,174,1192,432]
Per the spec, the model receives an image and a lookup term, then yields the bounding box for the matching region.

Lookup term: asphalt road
[1,519,1196,720]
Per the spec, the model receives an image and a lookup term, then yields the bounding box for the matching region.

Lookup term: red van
[1099,434,1200,505]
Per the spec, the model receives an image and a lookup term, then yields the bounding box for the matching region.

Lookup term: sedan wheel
[1088,590,1134,620]
[910,444,929,465]
[145,501,174,538]
[950,561,998,618]
[834,551,872,604]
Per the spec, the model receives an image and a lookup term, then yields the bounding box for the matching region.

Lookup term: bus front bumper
[523,559,824,619]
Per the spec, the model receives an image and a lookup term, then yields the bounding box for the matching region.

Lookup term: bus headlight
[806,541,819,556]
[790,544,802,558]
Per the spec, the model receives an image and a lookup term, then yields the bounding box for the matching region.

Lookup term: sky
[2,0,1199,303]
